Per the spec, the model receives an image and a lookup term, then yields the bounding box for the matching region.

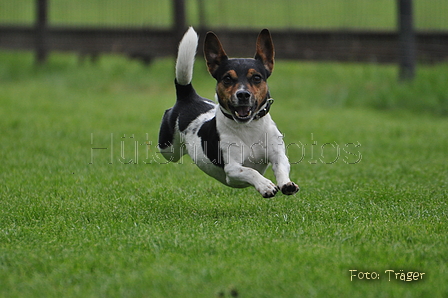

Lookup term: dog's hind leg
[158,109,184,163]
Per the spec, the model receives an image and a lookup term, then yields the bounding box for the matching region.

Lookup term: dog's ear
[204,32,228,78]
[255,29,275,76]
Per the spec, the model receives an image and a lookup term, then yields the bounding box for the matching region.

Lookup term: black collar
[220,98,274,121]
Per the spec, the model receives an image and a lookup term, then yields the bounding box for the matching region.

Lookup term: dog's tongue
[235,106,251,117]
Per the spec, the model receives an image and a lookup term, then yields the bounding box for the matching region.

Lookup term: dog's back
[158,28,218,165]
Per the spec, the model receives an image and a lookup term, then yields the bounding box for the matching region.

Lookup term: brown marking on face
[246,68,269,111]
[216,70,240,110]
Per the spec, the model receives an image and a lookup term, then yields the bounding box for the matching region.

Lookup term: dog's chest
[220,124,271,166]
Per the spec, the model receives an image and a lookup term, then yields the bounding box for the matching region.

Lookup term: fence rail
[1,25,447,63]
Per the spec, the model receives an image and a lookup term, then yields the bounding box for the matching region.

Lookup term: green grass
[1,0,448,30]
[0,51,447,297]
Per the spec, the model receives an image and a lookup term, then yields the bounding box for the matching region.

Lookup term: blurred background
[1,0,447,73]
[1,0,448,115]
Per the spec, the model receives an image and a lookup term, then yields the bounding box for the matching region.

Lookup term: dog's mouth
[230,104,257,122]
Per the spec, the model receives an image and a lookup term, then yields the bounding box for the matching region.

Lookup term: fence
[1,0,447,78]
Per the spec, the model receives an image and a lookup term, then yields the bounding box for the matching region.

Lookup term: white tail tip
[175,27,198,85]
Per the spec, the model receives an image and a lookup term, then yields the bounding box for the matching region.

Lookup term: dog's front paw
[257,181,280,198]
[281,181,300,195]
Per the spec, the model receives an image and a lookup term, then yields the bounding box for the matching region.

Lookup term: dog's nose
[236,90,251,102]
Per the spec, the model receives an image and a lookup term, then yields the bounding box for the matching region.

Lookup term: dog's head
[204,29,275,123]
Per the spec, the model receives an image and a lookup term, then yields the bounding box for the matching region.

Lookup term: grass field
[0,51,447,297]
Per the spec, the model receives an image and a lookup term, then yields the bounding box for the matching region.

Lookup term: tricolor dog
[158,27,299,198]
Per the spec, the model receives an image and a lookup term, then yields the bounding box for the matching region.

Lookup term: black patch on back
[175,82,215,131]
[197,117,224,168]
[158,82,215,149]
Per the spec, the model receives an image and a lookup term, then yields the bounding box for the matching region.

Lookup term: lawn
[0,51,447,297]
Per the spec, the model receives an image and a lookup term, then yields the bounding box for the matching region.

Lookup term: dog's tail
[175,27,198,86]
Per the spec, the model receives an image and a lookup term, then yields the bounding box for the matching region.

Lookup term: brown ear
[204,31,228,78]
[254,29,275,76]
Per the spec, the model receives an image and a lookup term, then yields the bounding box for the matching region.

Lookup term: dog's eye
[222,75,233,86]
[252,75,262,84]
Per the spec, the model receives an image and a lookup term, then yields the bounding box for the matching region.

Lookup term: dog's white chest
[217,112,278,171]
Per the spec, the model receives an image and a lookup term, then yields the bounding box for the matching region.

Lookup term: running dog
[158,27,299,198]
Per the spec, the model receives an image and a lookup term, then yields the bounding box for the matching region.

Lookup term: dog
[158,27,299,198]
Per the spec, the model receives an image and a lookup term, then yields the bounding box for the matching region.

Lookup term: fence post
[173,0,186,39]
[35,0,48,64]
[398,0,416,81]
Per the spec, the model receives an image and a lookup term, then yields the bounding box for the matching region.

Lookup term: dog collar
[220,98,274,121]
[254,98,274,120]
